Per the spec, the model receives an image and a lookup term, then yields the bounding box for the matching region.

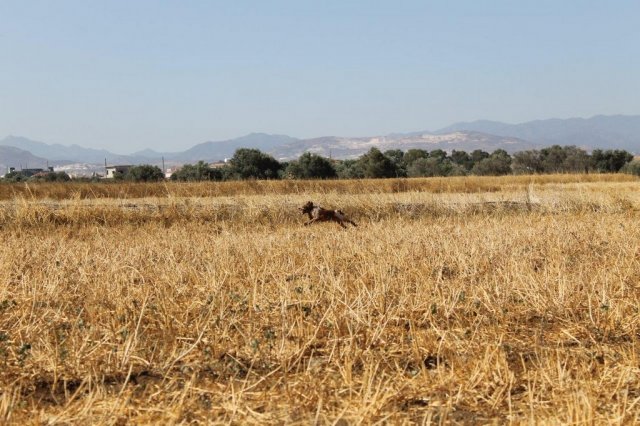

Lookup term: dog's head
[299,201,315,214]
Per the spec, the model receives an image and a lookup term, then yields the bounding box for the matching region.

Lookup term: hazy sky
[1,1,639,153]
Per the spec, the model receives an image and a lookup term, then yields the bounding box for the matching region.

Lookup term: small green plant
[18,343,31,365]
[0,299,17,312]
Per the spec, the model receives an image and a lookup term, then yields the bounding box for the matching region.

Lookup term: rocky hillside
[270,131,536,160]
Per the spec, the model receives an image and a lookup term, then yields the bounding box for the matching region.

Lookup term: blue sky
[1,0,639,153]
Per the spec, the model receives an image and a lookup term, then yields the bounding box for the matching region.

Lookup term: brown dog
[299,201,357,228]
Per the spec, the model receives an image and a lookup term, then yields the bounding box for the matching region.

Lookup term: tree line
[169,146,637,181]
[2,145,638,183]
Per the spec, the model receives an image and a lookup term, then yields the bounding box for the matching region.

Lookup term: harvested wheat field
[1,174,640,424]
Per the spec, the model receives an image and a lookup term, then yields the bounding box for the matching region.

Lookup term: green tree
[32,171,71,182]
[514,146,590,174]
[471,149,512,176]
[540,145,568,173]
[591,149,634,173]
[407,157,450,177]
[335,159,364,179]
[227,148,282,180]
[2,171,28,182]
[125,165,165,182]
[383,149,407,177]
[562,146,591,173]
[429,149,448,161]
[403,149,430,167]
[470,149,490,165]
[448,163,468,176]
[450,150,473,171]
[285,153,337,179]
[512,150,544,174]
[621,160,640,176]
[405,149,452,177]
[171,161,222,181]
[356,148,399,178]
[611,150,634,171]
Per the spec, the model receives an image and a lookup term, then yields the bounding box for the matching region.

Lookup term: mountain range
[0,146,50,171]
[1,115,638,175]
[437,115,640,151]
[132,133,300,163]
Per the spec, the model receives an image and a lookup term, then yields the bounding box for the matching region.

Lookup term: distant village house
[164,166,180,179]
[105,165,133,178]
[6,167,54,177]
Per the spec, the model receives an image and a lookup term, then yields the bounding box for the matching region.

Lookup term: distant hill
[271,131,536,160]
[0,133,300,166]
[167,133,299,162]
[0,146,50,172]
[436,115,640,153]
[0,135,135,164]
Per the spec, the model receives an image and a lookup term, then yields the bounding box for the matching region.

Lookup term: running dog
[298,201,357,228]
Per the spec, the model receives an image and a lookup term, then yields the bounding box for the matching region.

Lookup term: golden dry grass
[1,174,639,424]
[0,173,635,200]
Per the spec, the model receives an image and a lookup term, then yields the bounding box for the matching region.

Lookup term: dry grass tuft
[1,174,639,424]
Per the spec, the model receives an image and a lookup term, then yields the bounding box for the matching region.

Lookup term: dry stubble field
[1,174,639,424]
